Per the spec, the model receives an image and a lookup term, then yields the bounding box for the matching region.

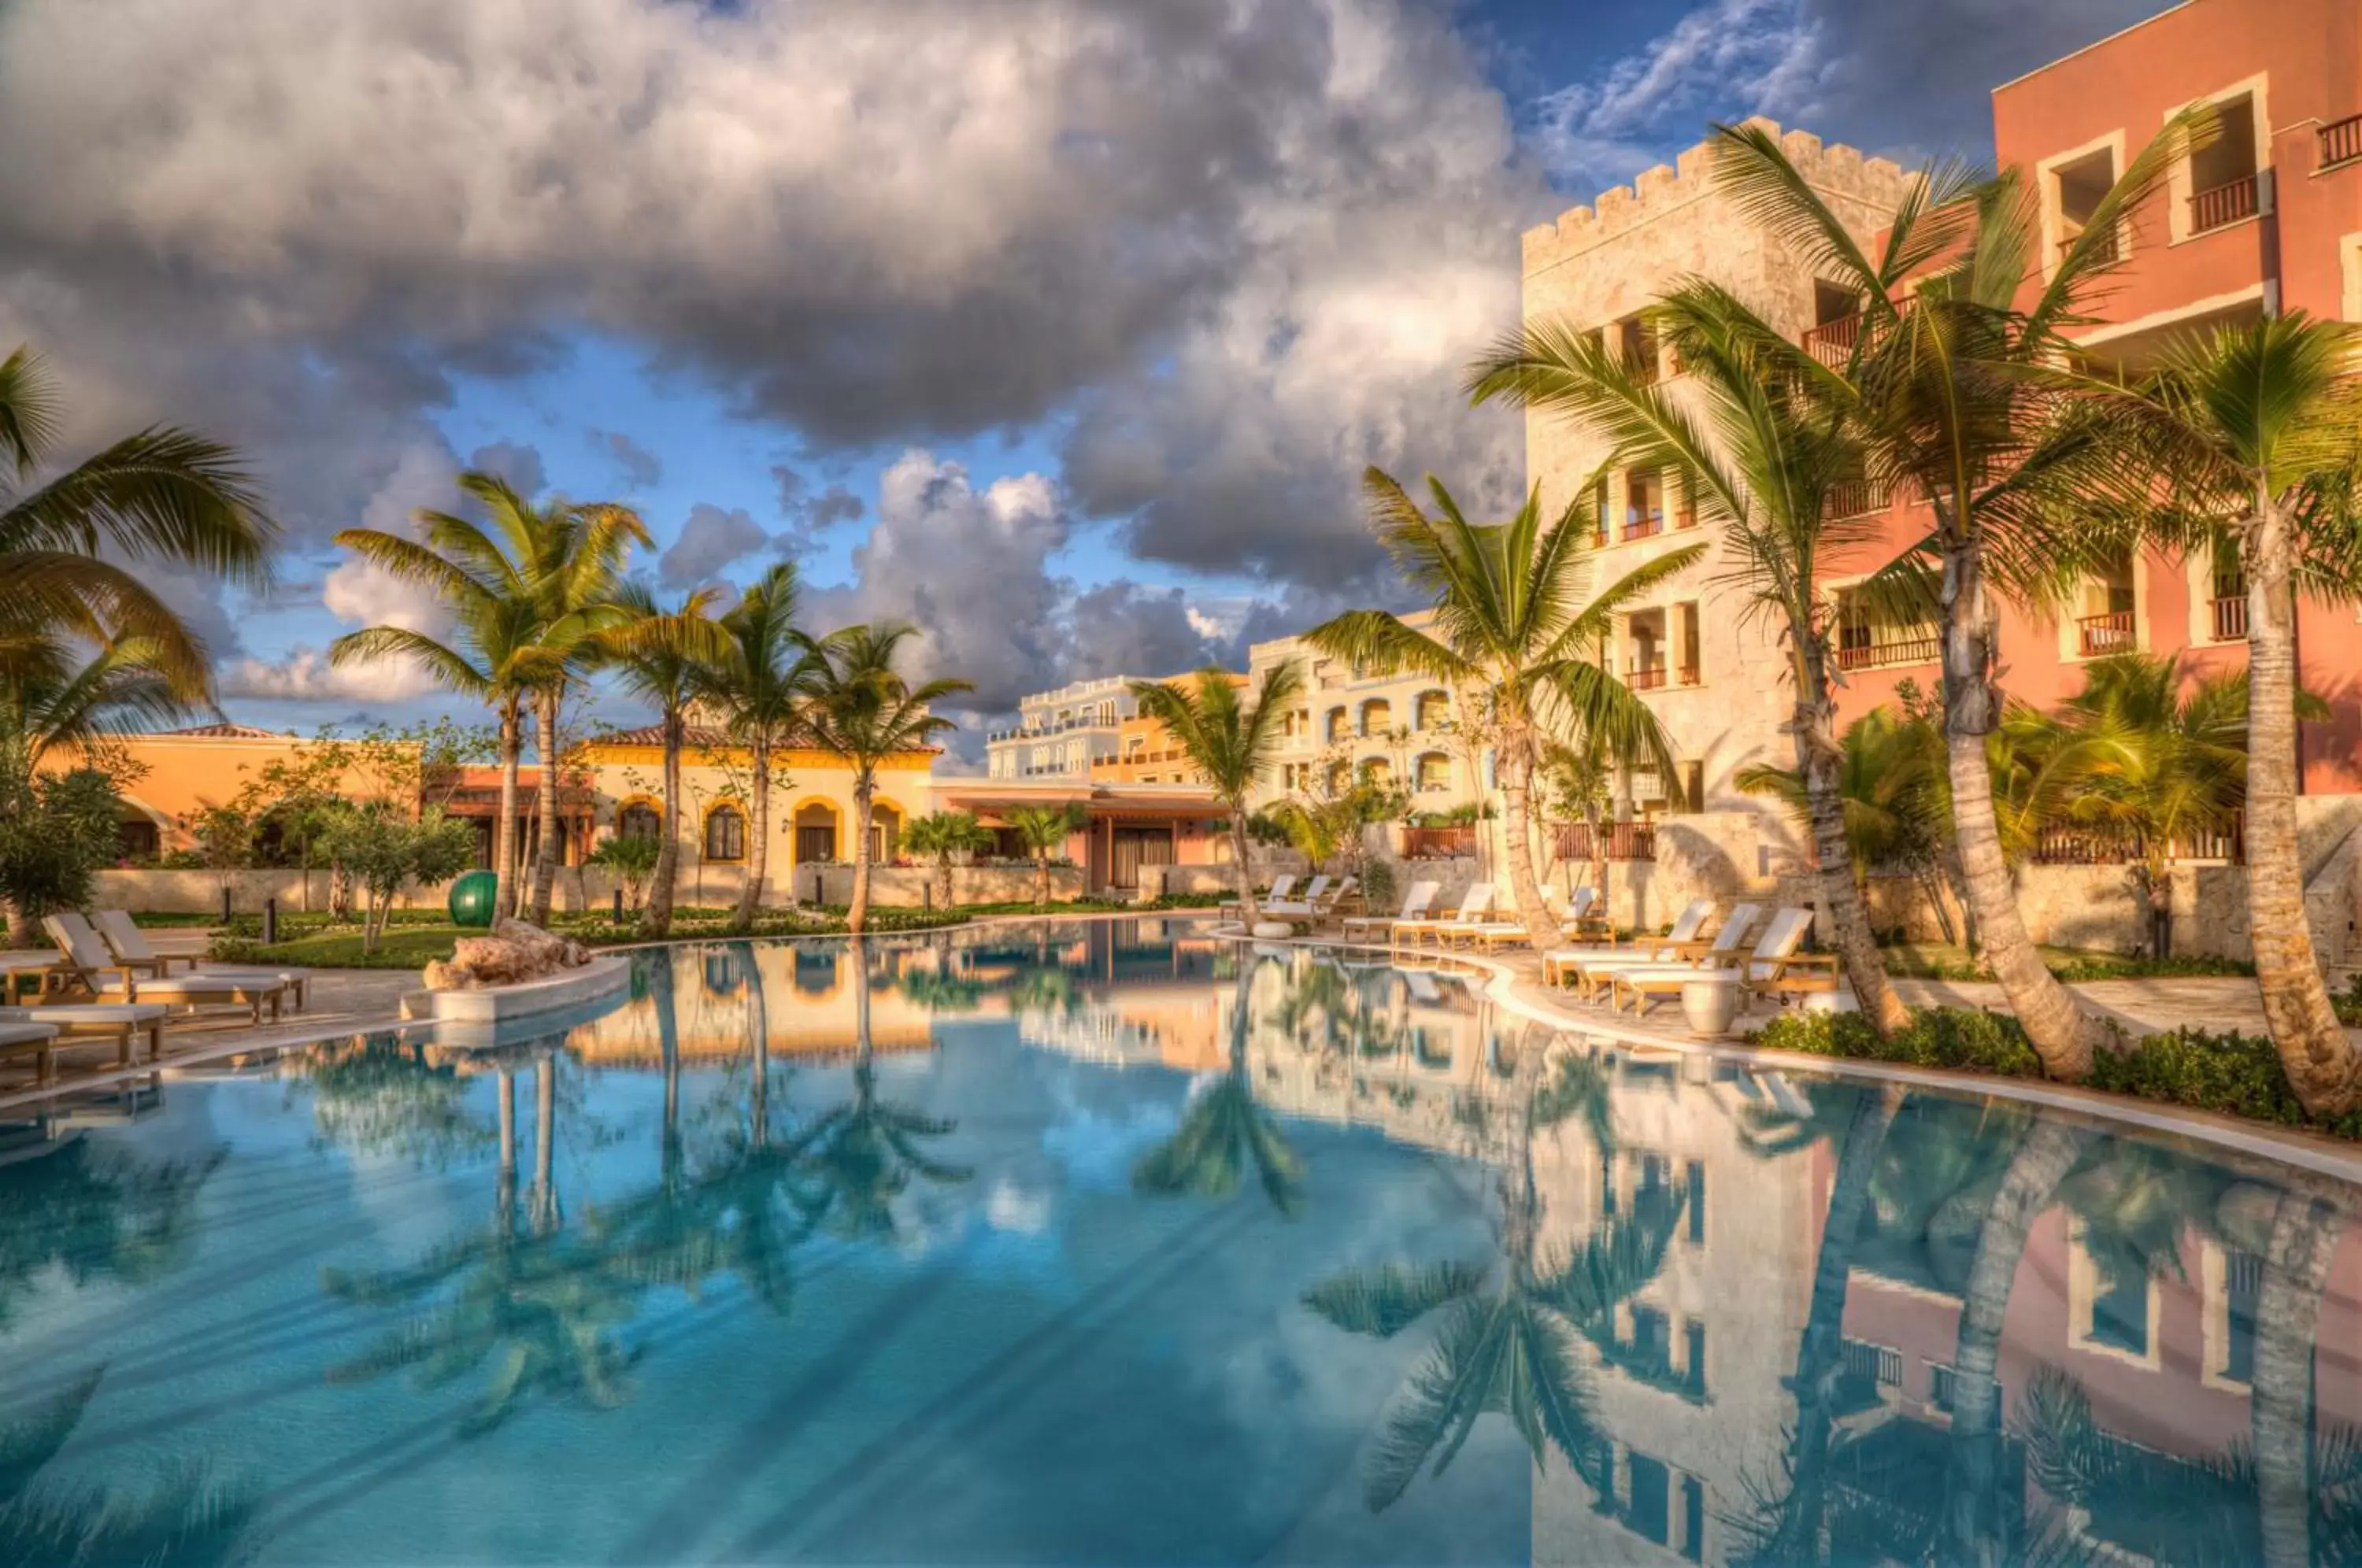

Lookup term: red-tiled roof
[591,723,734,749]
[154,722,294,739]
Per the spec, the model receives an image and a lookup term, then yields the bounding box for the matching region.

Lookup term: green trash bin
[448,870,501,929]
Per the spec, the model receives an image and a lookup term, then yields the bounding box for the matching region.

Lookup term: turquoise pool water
[2,917,2357,1565]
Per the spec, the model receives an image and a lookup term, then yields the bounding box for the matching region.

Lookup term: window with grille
[703,805,746,862]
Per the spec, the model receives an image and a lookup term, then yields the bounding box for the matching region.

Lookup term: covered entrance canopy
[932,780,1227,893]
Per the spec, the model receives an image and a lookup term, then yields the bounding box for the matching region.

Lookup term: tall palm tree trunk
[1942,1117,2090,1565]
[495,1066,516,1226]
[848,777,874,935]
[1228,809,1260,926]
[646,716,683,938]
[1496,733,1557,949]
[529,687,565,927]
[2254,1184,2344,1568]
[2243,501,2357,1115]
[1940,540,2097,1078]
[732,745,771,934]
[1794,660,1908,1034]
[749,962,771,1145]
[494,702,523,922]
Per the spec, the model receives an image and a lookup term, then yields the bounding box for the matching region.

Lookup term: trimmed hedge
[1749,1007,2362,1143]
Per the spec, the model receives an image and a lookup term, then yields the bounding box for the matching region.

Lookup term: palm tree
[334,472,592,920]
[2131,315,2362,1115]
[1307,472,1697,949]
[1474,287,1917,1030]
[1705,113,2205,1078]
[0,625,204,767]
[0,346,277,702]
[522,503,650,926]
[1130,663,1304,926]
[1004,803,1085,910]
[2254,1183,2356,1568]
[1131,952,1304,1214]
[694,564,819,933]
[590,584,729,938]
[902,809,991,910]
[1738,705,1961,947]
[798,623,968,934]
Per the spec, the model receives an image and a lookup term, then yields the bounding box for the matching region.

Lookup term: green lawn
[214,925,470,971]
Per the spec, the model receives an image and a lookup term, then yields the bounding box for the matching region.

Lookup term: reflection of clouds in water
[1042,1100,1181,1193]
[987,1179,1053,1234]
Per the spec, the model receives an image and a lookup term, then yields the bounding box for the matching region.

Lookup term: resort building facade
[1244,610,1487,813]
[983,675,1152,782]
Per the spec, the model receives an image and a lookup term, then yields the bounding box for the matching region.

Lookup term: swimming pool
[2,916,2356,1564]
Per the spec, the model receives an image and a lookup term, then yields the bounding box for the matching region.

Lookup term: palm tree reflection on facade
[1131,951,1305,1215]
[1302,1038,1679,1511]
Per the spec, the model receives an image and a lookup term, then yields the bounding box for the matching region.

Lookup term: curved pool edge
[1215,922,2362,1187]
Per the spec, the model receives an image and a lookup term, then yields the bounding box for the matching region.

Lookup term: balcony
[1403,825,1476,859]
[1676,664,1701,688]
[2190,174,2259,235]
[2211,594,2249,642]
[1835,630,1940,671]
[1555,822,1656,862]
[2076,610,2136,656]
[1802,313,1860,367]
[1623,512,1664,542]
[1627,663,1668,692]
[2055,227,2119,264]
[2033,811,2243,866]
[1824,477,1891,520]
[2321,113,2362,171]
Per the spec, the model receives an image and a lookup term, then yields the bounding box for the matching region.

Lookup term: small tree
[586,833,662,912]
[181,803,255,912]
[0,735,124,945]
[1005,804,1085,908]
[902,810,991,909]
[319,802,476,954]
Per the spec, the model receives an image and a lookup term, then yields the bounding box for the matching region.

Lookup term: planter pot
[1681,977,1742,1037]
[1251,922,1296,940]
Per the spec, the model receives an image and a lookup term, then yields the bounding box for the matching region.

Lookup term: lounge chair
[1393,884,1493,951]
[1269,875,1355,926]
[1609,907,1826,1016]
[1261,874,1331,919]
[1554,885,1614,944]
[1544,897,1713,988]
[1220,875,1296,915]
[0,1003,168,1070]
[91,909,312,1010]
[0,1019,62,1085]
[1343,879,1438,939]
[28,915,293,1025]
[1560,903,1761,1000]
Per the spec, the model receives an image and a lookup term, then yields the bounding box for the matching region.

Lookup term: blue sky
[0,0,2163,753]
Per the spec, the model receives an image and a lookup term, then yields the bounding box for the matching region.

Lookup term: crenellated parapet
[1522,117,1918,275]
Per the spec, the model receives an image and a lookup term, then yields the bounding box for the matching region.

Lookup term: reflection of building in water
[963,919,1231,1073]
[1525,1054,1820,1567]
[555,943,939,1066]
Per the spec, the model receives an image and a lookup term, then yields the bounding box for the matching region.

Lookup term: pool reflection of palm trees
[0,1137,221,1333]
[1131,952,1305,1216]
[1305,1037,1679,1511]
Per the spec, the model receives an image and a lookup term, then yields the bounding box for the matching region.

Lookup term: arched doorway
[792,801,839,864]
[869,802,903,864]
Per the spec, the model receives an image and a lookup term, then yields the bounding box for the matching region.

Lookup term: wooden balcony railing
[1676,664,1701,687]
[2076,610,2137,656]
[2211,594,2249,642]
[2056,227,2120,263]
[1623,513,1664,542]
[2321,113,2362,171]
[1802,313,1861,367]
[1835,631,1941,671]
[2032,812,2243,866]
[1825,477,1891,519]
[1627,664,1668,691]
[2190,174,2260,234]
[1402,825,1475,859]
[1556,822,1657,863]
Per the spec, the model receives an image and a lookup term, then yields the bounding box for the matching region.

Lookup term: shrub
[0,738,125,935]
[1750,1006,2362,1141]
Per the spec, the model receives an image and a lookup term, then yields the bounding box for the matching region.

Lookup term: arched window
[1360,757,1394,786]
[704,804,746,861]
[1325,760,1352,794]
[1324,708,1349,742]
[1415,690,1451,730]
[620,802,661,841]
[1415,753,1451,793]
[1359,697,1392,737]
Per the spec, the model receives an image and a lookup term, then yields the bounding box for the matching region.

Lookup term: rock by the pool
[424,918,591,991]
